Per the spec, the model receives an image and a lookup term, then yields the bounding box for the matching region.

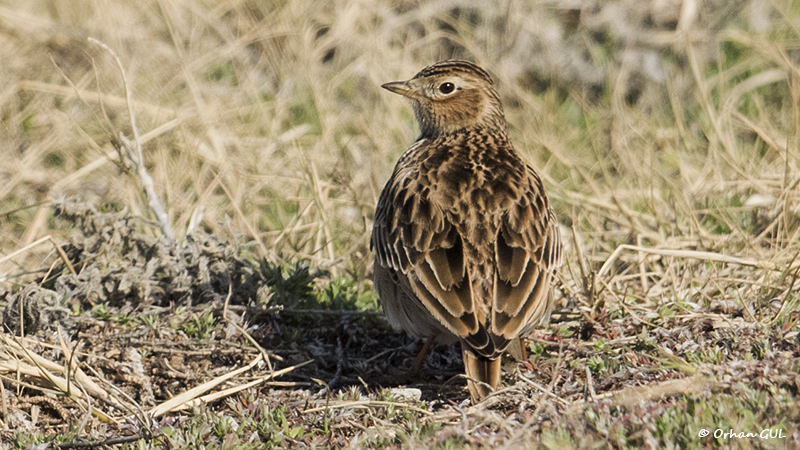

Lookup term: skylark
[372,60,563,402]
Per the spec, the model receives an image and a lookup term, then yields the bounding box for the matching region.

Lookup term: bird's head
[382,60,507,138]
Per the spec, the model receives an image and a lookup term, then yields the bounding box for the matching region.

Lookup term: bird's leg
[409,332,438,374]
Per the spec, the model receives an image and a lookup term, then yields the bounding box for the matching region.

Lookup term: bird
[371,59,563,402]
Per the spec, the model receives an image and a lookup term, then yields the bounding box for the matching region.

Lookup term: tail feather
[461,344,501,402]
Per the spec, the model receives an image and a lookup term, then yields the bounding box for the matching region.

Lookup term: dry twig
[87,37,174,240]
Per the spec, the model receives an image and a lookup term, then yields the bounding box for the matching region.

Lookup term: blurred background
[1,0,798,292]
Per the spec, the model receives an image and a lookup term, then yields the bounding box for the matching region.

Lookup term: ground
[2,0,800,449]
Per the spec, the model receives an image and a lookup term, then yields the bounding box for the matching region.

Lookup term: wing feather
[490,169,562,350]
[372,143,478,338]
[495,227,530,286]
[372,139,563,361]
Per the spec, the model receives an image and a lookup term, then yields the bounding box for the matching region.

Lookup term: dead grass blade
[597,244,786,281]
[149,353,267,417]
[0,333,118,423]
[0,235,77,276]
[169,360,313,414]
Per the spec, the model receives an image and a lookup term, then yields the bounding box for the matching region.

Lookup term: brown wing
[372,143,484,344]
[491,167,562,344]
[373,151,562,359]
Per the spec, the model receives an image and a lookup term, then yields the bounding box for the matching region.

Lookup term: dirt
[2,204,799,446]
[0,201,468,433]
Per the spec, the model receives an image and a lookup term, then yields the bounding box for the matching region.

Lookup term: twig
[223,304,284,317]
[304,400,433,416]
[224,316,281,371]
[515,371,569,407]
[279,308,382,316]
[88,37,174,240]
[585,366,597,401]
[55,432,156,449]
[78,361,150,424]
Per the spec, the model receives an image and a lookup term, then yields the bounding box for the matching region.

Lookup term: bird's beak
[381,81,415,98]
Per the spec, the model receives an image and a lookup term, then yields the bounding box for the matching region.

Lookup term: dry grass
[2,0,799,276]
[2,0,800,448]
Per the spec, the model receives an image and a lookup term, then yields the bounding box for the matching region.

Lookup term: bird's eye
[438,82,455,94]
